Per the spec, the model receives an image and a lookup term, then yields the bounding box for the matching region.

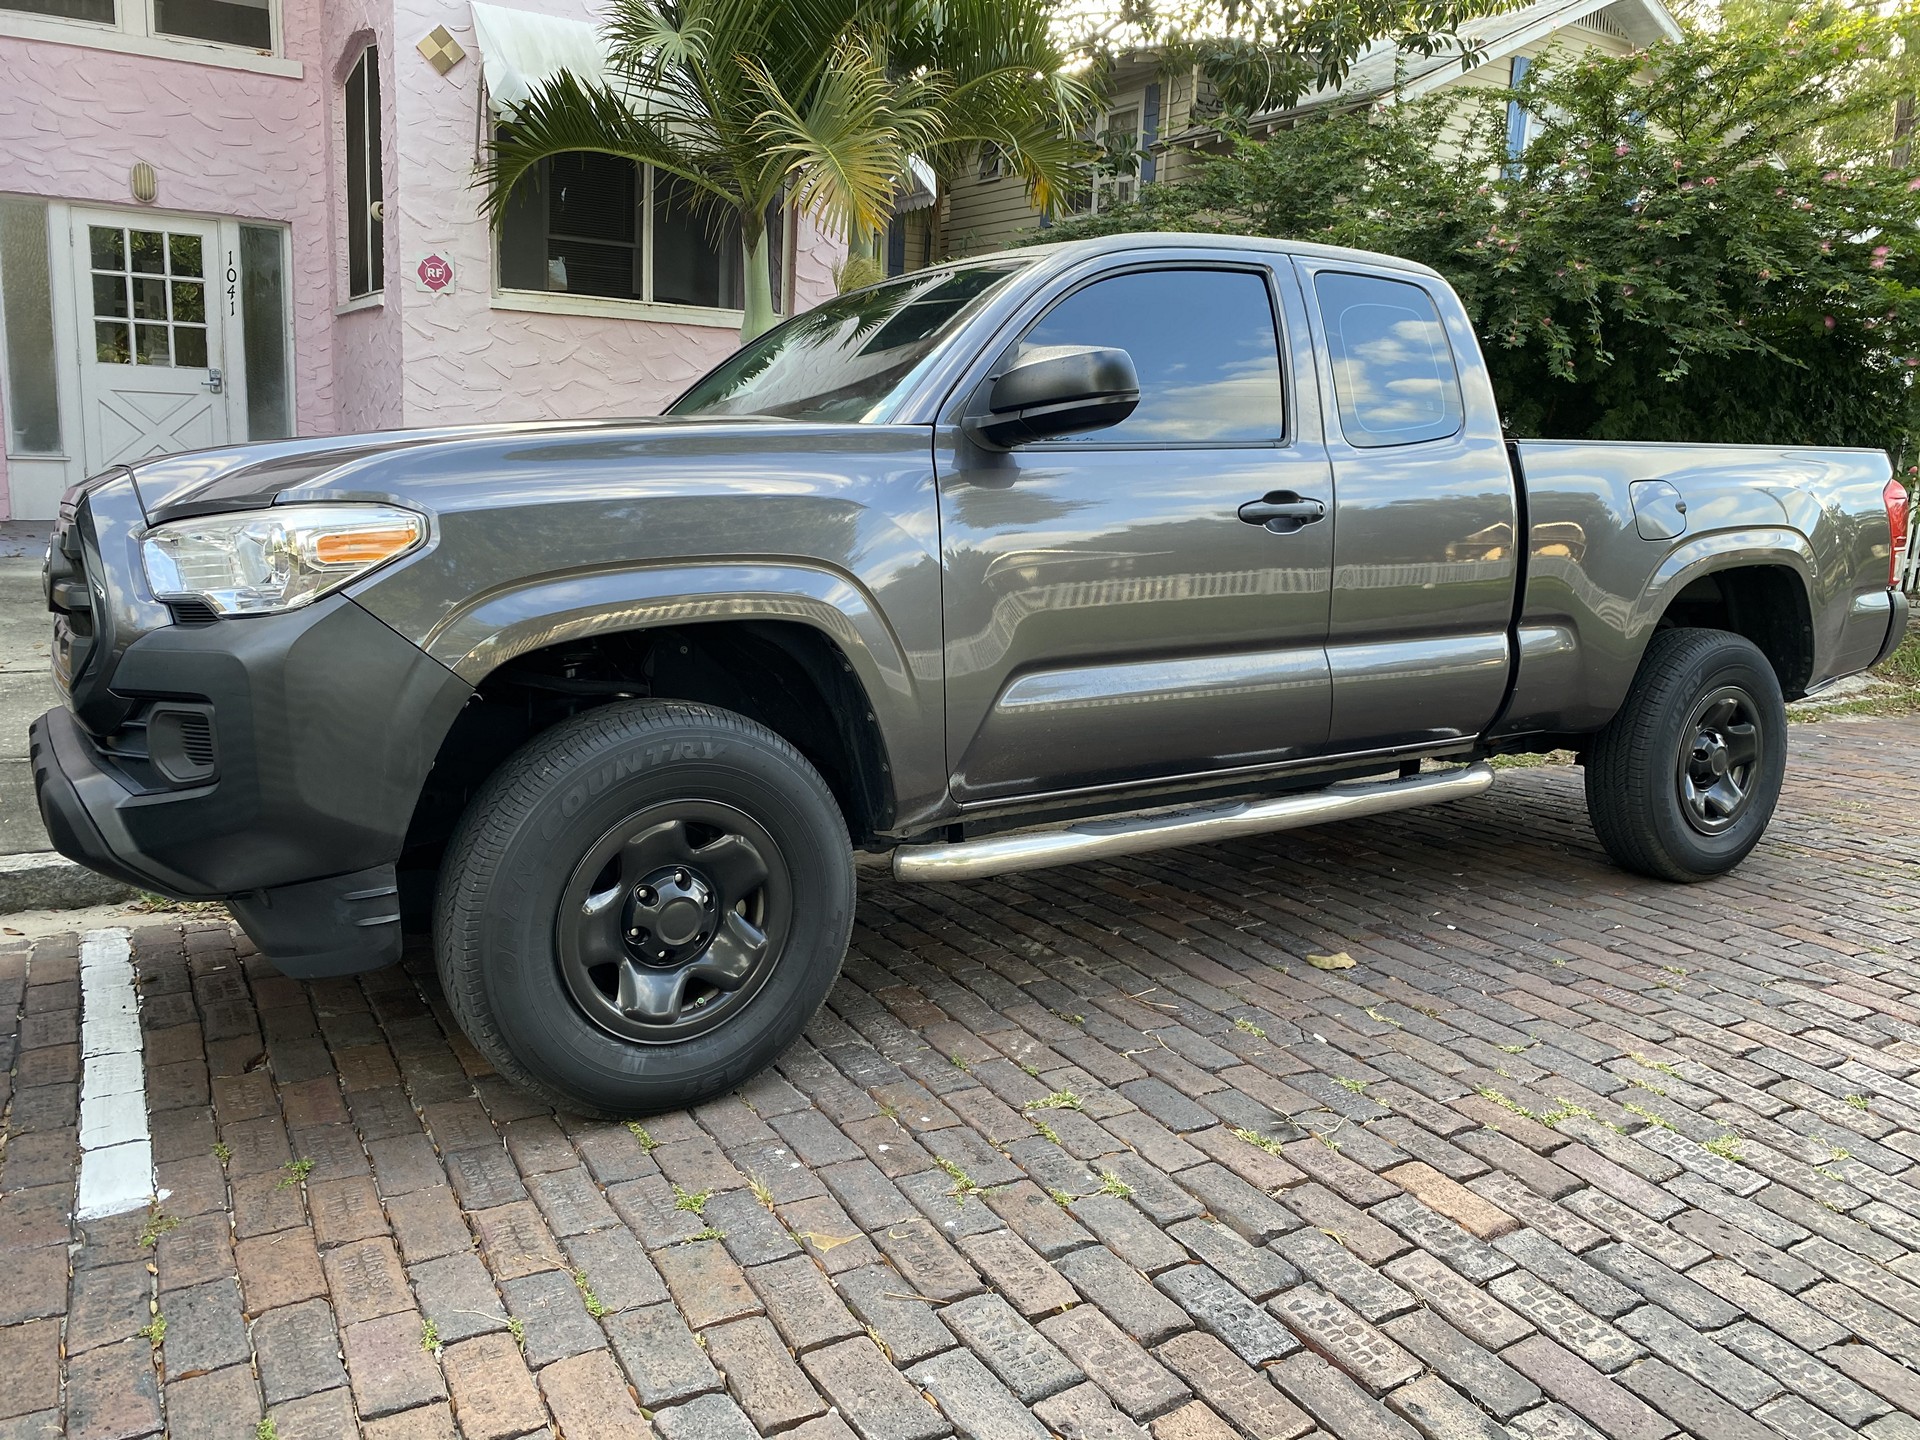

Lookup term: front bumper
[33,477,472,976]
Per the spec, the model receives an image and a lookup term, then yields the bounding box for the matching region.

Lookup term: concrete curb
[0,851,138,913]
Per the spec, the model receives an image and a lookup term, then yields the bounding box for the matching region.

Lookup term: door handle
[1238,492,1326,533]
[203,368,224,395]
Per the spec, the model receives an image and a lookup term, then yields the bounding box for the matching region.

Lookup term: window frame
[1311,267,1467,451]
[987,260,1293,451]
[492,155,794,327]
[343,45,384,303]
[1066,94,1148,216]
[0,0,293,75]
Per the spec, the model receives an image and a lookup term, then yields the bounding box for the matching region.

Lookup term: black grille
[169,599,220,626]
[145,703,218,786]
[178,712,215,767]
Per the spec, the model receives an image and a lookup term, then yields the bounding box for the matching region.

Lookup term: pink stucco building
[0,0,843,520]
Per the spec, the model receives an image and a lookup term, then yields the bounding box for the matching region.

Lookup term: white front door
[71,210,231,472]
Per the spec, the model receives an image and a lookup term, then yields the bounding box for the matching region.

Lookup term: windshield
[670,263,1029,423]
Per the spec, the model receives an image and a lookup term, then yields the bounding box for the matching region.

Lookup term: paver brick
[957,1227,1076,1316]
[439,1328,545,1440]
[1057,1242,1194,1345]
[909,1348,1047,1439]
[606,1301,723,1406]
[1156,1264,1297,1366]
[540,1348,652,1440]
[838,1263,956,1366]
[501,1268,605,1368]
[251,1299,347,1406]
[1503,1334,1677,1440]
[343,1311,447,1419]
[1383,1306,1542,1419]
[1388,1373,1515,1440]
[164,1365,262,1440]
[1144,1336,1313,1440]
[0,1321,60,1422]
[1038,1304,1191,1418]
[1269,1283,1421,1394]
[1616,1358,1776,1440]
[706,1315,828,1431]
[941,1292,1083,1402]
[804,1336,953,1440]
[1382,1161,1518,1239]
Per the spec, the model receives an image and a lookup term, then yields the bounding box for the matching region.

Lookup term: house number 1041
[227,251,239,317]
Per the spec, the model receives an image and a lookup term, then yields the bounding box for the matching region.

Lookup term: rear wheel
[1585,628,1787,882]
[436,700,853,1116]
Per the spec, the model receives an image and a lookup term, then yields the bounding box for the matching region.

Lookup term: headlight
[140,504,426,616]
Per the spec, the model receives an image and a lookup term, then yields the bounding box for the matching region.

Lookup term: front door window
[89,225,209,369]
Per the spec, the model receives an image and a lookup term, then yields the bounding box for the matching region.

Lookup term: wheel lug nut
[676,869,690,886]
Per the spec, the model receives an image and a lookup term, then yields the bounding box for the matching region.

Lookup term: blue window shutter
[885,217,907,276]
[1141,82,1161,184]
[1506,55,1531,160]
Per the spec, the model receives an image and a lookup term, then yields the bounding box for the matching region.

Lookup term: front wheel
[435,700,854,1116]
[1585,628,1788,882]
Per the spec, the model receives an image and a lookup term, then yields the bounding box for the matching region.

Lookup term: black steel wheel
[558,804,790,1043]
[1674,686,1765,836]
[436,700,854,1116]
[1586,628,1788,882]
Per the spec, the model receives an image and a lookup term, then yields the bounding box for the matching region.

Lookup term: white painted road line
[75,928,155,1221]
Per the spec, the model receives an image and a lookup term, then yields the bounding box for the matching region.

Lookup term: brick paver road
[5,718,1920,1440]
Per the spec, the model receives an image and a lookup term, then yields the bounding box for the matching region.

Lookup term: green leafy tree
[480,0,1090,337]
[1047,4,1920,457]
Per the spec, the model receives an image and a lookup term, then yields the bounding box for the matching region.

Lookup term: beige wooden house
[898,0,1678,270]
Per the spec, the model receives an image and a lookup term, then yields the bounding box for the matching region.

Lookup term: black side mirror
[965,345,1140,449]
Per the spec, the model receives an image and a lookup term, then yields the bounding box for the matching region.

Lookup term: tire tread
[433,699,849,1117]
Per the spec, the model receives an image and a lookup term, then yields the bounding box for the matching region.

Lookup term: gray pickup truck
[32,235,1909,1114]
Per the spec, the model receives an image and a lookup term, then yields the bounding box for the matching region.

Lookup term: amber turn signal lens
[313,526,421,566]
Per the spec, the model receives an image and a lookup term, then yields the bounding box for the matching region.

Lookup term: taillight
[1889,476,1913,587]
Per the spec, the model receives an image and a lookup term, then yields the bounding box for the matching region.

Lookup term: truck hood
[127,416,788,523]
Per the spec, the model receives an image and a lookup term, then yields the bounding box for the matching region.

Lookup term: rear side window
[1315,272,1464,448]
[1009,267,1284,444]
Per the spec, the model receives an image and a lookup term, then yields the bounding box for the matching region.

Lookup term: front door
[937,259,1336,808]
[72,211,230,472]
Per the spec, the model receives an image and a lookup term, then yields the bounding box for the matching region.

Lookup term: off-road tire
[435,700,854,1116]
[1585,628,1787,882]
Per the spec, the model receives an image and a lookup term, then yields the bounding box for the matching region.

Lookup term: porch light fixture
[130,162,158,205]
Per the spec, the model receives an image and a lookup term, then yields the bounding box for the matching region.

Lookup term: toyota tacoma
[32,235,1910,1114]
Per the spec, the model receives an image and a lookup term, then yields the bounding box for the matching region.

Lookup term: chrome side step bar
[892,762,1495,883]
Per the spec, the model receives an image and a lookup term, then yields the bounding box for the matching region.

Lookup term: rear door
[935,256,1336,806]
[1296,260,1519,752]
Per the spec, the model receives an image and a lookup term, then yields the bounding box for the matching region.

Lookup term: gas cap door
[1630,480,1689,540]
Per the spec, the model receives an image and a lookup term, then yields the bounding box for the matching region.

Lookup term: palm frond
[748,32,946,238]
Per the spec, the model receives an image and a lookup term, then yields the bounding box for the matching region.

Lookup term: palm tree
[480,0,1093,339]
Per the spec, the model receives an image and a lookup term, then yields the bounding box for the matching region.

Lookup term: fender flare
[419,560,945,822]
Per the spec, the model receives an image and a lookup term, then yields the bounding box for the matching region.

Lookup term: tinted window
[673,264,1026,423]
[1010,268,1284,444]
[1315,272,1464,447]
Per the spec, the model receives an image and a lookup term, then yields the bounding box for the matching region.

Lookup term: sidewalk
[3,720,1918,1439]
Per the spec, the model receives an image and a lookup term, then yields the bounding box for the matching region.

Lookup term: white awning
[470,2,608,115]
[894,154,937,213]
